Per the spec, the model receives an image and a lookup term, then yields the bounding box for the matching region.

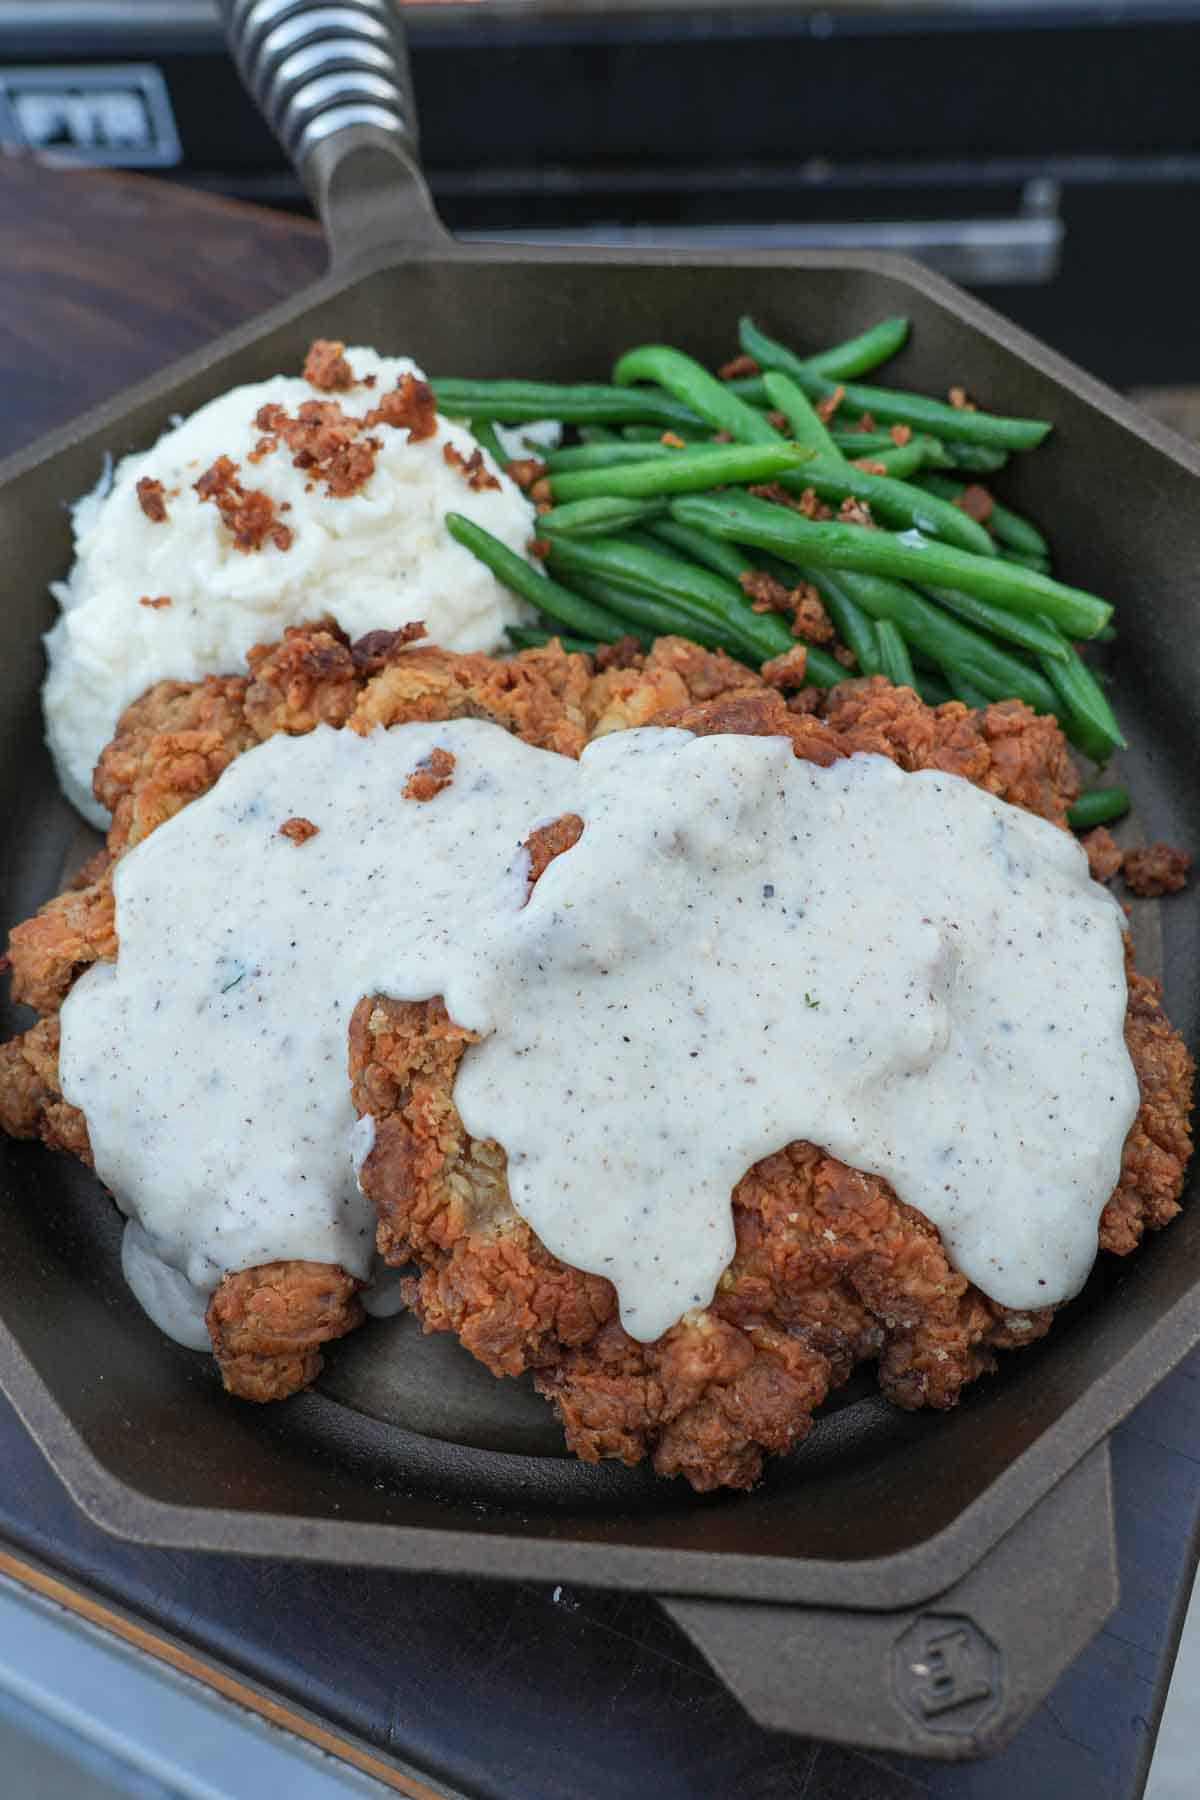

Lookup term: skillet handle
[660,1440,1118,1759]
[217,0,447,265]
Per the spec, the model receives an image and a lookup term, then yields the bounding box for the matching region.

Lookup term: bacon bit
[593,635,644,672]
[660,431,687,448]
[815,385,845,425]
[710,430,733,444]
[739,571,834,643]
[351,621,426,675]
[956,483,993,524]
[852,458,889,475]
[194,456,293,552]
[833,644,857,668]
[506,457,547,492]
[302,339,356,391]
[838,496,875,528]
[279,816,319,845]
[790,588,835,643]
[443,441,501,492]
[718,353,760,380]
[136,476,168,522]
[948,385,977,412]
[253,398,376,498]
[138,594,171,609]
[364,373,377,388]
[403,747,456,802]
[748,480,834,520]
[739,570,793,615]
[363,372,438,442]
[529,478,553,505]
[889,424,912,446]
[1123,843,1192,897]
[535,501,553,516]
[247,435,277,464]
[760,645,809,689]
[1081,827,1123,884]
[528,538,550,559]
[766,410,790,433]
[787,685,824,716]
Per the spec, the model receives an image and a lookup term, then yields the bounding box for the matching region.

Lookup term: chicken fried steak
[1,625,1192,1489]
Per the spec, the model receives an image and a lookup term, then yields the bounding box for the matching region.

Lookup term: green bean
[550,441,811,503]
[875,620,917,689]
[757,378,990,553]
[543,531,793,664]
[914,670,954,707]
[546,442,672,473]
[805,316,911,379]
[912,472,1049,558]
[724,321,911,392]
[470,418,509,468]
[537,496,667,536]
[621,423,710,444]
[924,586,1067,661]
[761,370,839,458]
[738,318,1052,450]
[943,667,992,710]
[944,443,1010,474]
[507,625,609,655]
[432,378,704,432]
[1001,548,1053,574]
[803,569,882,675]
[445,514,628,642]
[1067,786,1131,831]
[1036,624,1126,754]
[785,459,995,555]
[844,441,930,480]
[556,567,747,658]
[578,425,622,445]
[646,519,755,584]
[722,376,769,405]
[612,345,779,444]
[672,492,1111,638]
[832,430,955,468]
[701,535,1062,718]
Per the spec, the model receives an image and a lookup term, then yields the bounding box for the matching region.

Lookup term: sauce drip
[60,719,1139,1345]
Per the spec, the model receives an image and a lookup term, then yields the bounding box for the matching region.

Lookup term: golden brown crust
[1123,842,1192,897]
[95,674,255,853]
[0,1018,91,1161]
[206,1261,365,1403]
[1082,825,1123,883]
[1,625,1191,1457]
[5,872,117,1014]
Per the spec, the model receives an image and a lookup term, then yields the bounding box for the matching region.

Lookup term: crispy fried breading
[95,674,255,853]
[345,723,1190,1488]
[1,626,1191,1456]
[0,1017,91,1161]
[4,870,117,1015]
[206,1261,364,1402]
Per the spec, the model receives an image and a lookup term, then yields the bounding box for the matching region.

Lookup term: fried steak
[1,625,1192,1489]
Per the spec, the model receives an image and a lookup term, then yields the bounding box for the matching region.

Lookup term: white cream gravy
[59,718,1139,1347]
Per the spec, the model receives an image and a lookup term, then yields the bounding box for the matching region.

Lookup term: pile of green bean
[436,315,1129,821]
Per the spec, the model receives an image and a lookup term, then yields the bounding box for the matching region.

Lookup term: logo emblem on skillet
[893,1614,1004,1736]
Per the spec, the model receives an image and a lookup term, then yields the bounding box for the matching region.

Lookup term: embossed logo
[893,1613,1004,1736]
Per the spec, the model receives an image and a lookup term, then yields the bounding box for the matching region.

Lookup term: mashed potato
[44,346,538,826]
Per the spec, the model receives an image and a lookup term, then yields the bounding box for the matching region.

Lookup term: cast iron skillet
[0,0,1196,1762]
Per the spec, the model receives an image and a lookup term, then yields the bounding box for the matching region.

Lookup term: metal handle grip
[217,0,444,263]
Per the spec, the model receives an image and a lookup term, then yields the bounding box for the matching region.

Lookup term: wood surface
[0,155,324,460]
